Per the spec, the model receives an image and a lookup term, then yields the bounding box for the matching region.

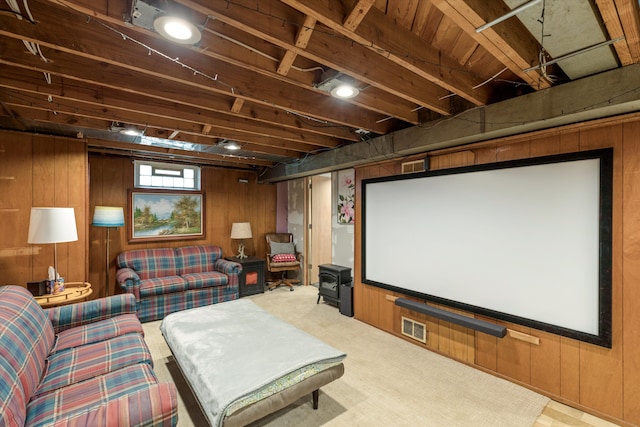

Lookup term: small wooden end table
[225,256,265,297]
[34,282,93,308]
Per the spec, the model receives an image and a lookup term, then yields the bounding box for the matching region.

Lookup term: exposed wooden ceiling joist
[0,0,636,175]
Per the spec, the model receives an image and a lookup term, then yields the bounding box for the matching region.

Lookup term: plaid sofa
[0,285,178,427]
[116,245,241,322]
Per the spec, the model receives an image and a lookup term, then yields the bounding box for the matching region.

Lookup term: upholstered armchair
[265,233,301,291]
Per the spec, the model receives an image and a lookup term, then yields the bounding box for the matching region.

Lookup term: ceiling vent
[401,159,426,174]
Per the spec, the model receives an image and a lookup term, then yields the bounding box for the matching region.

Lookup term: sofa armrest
[214,258,242,276]
[116,267,141,298]
[51,382,178,427]
[45,294,137,334]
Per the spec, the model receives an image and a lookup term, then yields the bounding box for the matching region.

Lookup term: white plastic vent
[401,316,427,343]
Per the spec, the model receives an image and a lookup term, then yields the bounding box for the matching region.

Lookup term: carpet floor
[142,285,550,426]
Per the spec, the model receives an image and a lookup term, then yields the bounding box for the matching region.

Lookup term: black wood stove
[317,264,352,306]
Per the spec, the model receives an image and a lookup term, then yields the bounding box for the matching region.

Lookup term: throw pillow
[272,253,297,263]
[270,241,295,255]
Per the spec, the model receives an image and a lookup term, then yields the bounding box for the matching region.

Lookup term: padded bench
[160,299,346,426]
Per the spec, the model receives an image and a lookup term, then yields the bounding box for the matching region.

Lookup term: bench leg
[312,389,319,410]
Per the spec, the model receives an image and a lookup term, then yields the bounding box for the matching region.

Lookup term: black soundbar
[394,298,507,338]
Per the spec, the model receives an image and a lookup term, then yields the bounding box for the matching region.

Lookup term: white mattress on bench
[160,299,346,426]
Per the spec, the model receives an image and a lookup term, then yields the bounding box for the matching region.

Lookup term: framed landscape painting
[129,190,205,242]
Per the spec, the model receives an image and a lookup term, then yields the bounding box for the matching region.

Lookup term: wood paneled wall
[89,154,277,298]
[0,131,88,286]
[353,115,640,427]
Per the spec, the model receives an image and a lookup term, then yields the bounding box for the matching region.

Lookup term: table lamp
[28,207,78,293]
[231,222,252,259]
[92,206,125,296]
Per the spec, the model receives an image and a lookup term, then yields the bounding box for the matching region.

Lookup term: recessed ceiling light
[153,15,201,45]
[120,128,142,136]
[331,84,359,99]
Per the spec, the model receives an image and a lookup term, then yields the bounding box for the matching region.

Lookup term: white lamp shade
[230,222,252,239]
[92,206,125,227]
[28,207,78,244]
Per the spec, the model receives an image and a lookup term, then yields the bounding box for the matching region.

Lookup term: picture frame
[337,169,355,224]
[128,190,205,242]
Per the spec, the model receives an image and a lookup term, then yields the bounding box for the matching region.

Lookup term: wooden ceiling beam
[176,0,453,114]
[431,0,552,90]
[0,52,356,144]
[0,65,343,150]
[0,87,325,155]
[595,0,640,64]
[48,0,428,122]
[3,100,297,163]
[86,139,276,168]
[279,0,493,105]
[277,15,316,76]
[343,0,375,31]
[1,1,392,135]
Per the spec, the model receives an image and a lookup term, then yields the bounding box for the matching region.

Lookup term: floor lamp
[92,206,125,297]
[28,208,78,293]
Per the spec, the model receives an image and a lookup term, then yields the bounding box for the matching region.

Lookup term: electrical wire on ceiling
[535,0,560,85]
[204,21,325,74]
[5,0,51,84]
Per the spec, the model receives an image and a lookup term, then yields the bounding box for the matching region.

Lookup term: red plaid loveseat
[0,285,178,427]
[116,245,240,322]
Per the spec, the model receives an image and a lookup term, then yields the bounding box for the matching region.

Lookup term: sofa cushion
[45,294,137,335]
[47,383,178,427]
[117,248,179,280]
[35,333,152,397]
[175,245,222,275]
[51,314,143,354]
[25,363,160,426]
[0,286,55,426]
[139,276,188,298]
[181,271,229,289]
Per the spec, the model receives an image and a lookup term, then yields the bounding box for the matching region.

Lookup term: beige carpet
[143,285,550,427]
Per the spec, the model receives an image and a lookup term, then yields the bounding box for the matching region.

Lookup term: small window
[134,160,200,190]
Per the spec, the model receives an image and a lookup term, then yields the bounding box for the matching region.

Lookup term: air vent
[401,316,427,343]
[401,159,425,174]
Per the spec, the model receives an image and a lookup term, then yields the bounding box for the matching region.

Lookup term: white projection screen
[362,149,613,347]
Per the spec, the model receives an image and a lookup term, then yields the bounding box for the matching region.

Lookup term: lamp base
[237,242,248,259]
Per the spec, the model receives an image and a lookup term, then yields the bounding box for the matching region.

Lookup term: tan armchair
[265,233,301,291]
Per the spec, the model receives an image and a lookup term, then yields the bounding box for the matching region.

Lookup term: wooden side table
[225,256,265,297]
[34,282,93,308]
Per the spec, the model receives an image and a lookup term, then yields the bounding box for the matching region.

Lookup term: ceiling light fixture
[223,141,241,150]
[331,84,359,99]
[109,122,143,136]
[475,0,542,33]
[121,128,143,136]
[315,72,361,99]
[153,15,201,44]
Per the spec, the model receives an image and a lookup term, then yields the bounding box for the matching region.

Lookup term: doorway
[307,174,332,285]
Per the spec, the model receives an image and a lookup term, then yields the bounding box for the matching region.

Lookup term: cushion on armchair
[269,241,295,256]
[271,253,297,263]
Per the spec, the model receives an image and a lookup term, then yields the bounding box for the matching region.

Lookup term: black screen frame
[361,148,613,348]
